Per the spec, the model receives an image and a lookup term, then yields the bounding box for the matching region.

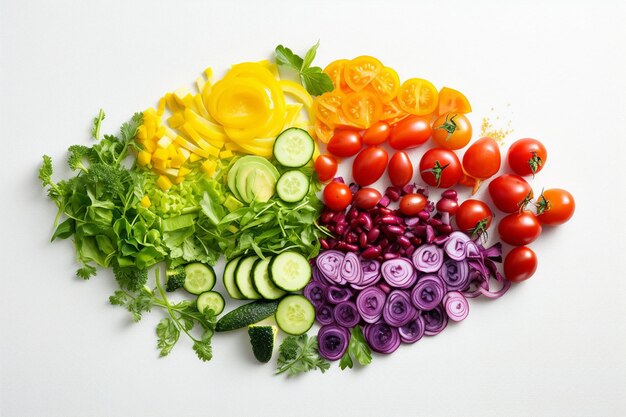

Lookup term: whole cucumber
[216,299,281,332]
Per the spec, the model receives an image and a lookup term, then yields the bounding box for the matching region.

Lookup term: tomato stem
[535,190,551,215]
[421,160,449,187]
[434,113,458,141]
[518,191,533,212]
[528,151,543,177]
[469,218,490,241]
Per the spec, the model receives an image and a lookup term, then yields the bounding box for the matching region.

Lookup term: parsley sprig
[276,334,330,376]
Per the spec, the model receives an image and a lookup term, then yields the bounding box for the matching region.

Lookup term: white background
[1,1,625,416]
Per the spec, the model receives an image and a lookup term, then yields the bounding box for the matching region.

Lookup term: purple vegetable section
[307,188,510,361]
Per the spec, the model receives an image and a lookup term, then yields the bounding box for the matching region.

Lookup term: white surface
[1,0,626,416]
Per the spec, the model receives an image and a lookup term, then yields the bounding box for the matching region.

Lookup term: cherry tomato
[314,120,334,144]
[437,87,472,116]
[369,66,401,103]
[488,174,533,213]
[344,56,383,91]
[323,59,349,91]
[419,148,462,188]
[388,115,432,150]
[498,211,542,246]
[341,90,382,128]
[388,151,413,188]
[313,90,346,128]
[353,188,382,210]
[314,154,338,182]
[455,200,493,235]
[432,113,472,150]
[363,121,390,145]
[327,130,363,157]
[352,146,389,186]
[463,137,501,179]
[536,189,575,226]
[504,246,538,283]
[507,138,547,176]
[380,99,406,122]
[399,193,428,216]
[397,78,439,116]
[323,182,352,211]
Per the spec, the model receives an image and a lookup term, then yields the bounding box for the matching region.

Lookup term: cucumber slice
[235,256,262,299]
[273,128,314,168]
[183,263,216,295]
[252,257,287,300]
[270,251,311,292]
[275,295,315,335]
[276,170,310,203]
[216,299,281,332]
[223,257,245,300]
[197,291,225,315]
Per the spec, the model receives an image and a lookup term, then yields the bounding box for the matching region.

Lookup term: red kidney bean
[359,233,368,248]
[320,211,335,224]
[334,213,346,224]
[345,232,358,244]
[405,246,416,257]
[367,228,381,242]
[436,224,453,235]
[378,207,393,215]
[385,225,404,235]
[442,189,458,200]
[337,241,358,252]
[357,213,373,231]
[417,211,430,220]
[362,246,381,259]
[335,223,346,235]
[320,239,329,250]
[428,218,443,227]
[380,215,400,225]
[385,186,401,201]
[383,253,400,260]
[347,207,359,221]
[378,283,391,294]
[379,238,389,249]
[397,236,411,248]
[410,237,422,246]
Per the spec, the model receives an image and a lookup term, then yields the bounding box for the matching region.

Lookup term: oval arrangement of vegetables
[39,42,575,376]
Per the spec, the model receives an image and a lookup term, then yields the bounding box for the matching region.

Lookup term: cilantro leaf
[156,318,180,357]
[275,42,333,96]
[276,334,330,376]
[76,264,97,280]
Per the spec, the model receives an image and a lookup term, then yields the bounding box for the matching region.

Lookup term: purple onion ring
[411,275,445,311]
[317,325,350,361]
[444,231,471,261]
[364,322,401,354]
[316,250,345,284]
[444,291,469,321]
[438,259,470,291]
[381,257,417,289]
[340,252,362,284]
[304,281,327,308]
[382,290,416,327]
[356,286,386,324]
[333,301,360,328]
[412,244,444,273]
[316,304,335,325]
[326,285,353,305]
[422,304,448,336]
[399,315,425,344]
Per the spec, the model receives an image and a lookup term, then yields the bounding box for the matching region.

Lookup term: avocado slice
[248,325,277,363]
[227,156,279,201]
[235,162,277,203]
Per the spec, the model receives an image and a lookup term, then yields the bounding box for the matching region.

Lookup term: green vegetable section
[248,325,277,363]
[276,334,330,376]
[216,299,280,332]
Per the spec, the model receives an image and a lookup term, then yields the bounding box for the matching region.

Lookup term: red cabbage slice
[356,286,386,324]
[422,304,448,336]
[316,250,345,284]
[444,291,469,321]
[399,315,425,344]
[411,275,445,311]
[333,301,360,328]
[381,258,417,289]
[382,290,416,327]
[412,244,444,273]
[318,325,350,361]
[364,322,401,354]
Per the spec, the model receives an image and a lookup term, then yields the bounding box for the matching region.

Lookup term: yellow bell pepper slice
[137,151,151,167]
[207,77,273,129]
[173,135,210,158]
[280,80,313,112]
[183,108,227,145]
[284,103,304,128]
[140,196,151,208]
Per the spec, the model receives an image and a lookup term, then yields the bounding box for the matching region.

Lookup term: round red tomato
[498,211,542,246]
[488,174,533,213]
[507,138,547,176]
[504,246,538,283]
[352,146,389,186]
[323,182,352,211]
[327,130,363,157]
[455,199,493,235]
[463,137,501,179]
[536,188,575,226]
[388,115,432,150]
[399,193,428,216]
[353,188,382,209]
[388,151,413,188]
[419,148,462,188]
[314,154,337,182]
[363,122,390,145]
[432,113,472,150]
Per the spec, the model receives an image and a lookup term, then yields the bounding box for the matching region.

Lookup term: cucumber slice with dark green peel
[223,257,245,300]
[270,251,312,292]
[252,257,286,300]
[196,291,225,315]
[276,170,310,203]
[275,295,315,335]
[248,325,277,363]
[273,128,314,168]
[235,256,261,299]
[183,263,216,295]
[216,299,281,332]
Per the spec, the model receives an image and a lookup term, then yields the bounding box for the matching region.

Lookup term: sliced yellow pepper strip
[173,135,210,158]
[183,108,227,145]
[279,80,313,112]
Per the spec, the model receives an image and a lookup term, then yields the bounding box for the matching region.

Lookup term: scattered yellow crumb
[480,105,513,145]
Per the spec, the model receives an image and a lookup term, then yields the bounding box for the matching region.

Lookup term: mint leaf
[275,45,303,70]
[300,67,334,96]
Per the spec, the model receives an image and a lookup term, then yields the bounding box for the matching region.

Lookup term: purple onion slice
[399,315,425,344]
[317,325,350,361]
[340,252,362,284]
[444,291,469,321]
[316,250,345,284]
[412,244,444,273]
[444,231,471,261]
[326,285,353,304]
[363,322,401,354]
[304,281,327,308]
[356,286,386,324]
[438,259,470,291]
[381,258,417,289]
[422,304,448,336]
[333,301,360,328]
[360,259,381,286]
[411,275,445,311]
[382,290,416,327]
[465,240,481,259]
[316,304,335,325]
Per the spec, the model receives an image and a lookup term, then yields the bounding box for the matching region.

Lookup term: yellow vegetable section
[135,60,314,189]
